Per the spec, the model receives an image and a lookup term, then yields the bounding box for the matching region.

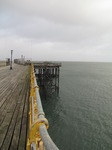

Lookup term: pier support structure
[34,62,61,96]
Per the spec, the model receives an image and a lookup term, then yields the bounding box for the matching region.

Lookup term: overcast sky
[0,0,112,61]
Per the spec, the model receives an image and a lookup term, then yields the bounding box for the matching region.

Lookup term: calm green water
[41,62,112,150]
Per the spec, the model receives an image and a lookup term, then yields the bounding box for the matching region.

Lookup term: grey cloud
[0,0,112,61]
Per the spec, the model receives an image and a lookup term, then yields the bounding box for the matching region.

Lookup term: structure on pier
[34,62,61,96]
[0,59,10,67]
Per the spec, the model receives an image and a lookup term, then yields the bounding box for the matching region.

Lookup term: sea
[40,62,112,150]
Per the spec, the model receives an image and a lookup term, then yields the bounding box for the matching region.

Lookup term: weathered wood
[10,83,27,149]
[0,64,30,150]
[1,83,26,150]
[18,86,30,150]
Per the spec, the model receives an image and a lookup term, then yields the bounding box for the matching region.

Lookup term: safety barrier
[27,64,59,150]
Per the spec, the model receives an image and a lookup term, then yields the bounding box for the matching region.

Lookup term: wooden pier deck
[0,64,30,150]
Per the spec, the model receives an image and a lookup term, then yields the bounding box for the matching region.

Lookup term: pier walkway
[0,64,30,150]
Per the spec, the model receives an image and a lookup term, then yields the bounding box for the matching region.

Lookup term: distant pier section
[34,62,61,95]
[0,59,10,67]
[34,61,61,75]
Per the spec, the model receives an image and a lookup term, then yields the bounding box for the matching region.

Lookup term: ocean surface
[40,62,112,150]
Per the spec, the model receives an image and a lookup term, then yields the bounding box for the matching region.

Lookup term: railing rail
[27,64,59,150]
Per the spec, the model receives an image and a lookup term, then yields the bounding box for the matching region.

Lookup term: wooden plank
[18,85,30,150]
[0,64,30,150]
[10,77,29,150]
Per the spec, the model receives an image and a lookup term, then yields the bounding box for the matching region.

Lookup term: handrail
[33,72,45,117]
[33,67,59,150]
[39,124,59,150]
[27,64,59,150]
